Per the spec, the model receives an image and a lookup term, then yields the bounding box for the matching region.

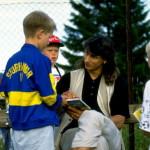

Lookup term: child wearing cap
[0,11,68,150]
[43,35,64,85]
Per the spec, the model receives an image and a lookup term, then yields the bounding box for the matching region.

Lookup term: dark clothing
[0,44,62,130]
[56,69,130,130]
[82,70,103,112]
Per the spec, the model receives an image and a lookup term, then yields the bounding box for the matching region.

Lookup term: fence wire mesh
[0,0,71,72]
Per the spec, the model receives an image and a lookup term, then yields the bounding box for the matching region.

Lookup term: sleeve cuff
[50,94,62,110]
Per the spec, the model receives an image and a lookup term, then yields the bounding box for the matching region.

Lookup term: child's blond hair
[23,11,56,38]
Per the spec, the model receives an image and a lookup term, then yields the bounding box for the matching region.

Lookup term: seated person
[55,35,130,150]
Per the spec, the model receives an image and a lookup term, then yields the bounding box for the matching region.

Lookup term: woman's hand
[111,115,125,129]
[61,90,78,107]
[66,106,84,120]
[61,90,84,120]
[62,90,78,99]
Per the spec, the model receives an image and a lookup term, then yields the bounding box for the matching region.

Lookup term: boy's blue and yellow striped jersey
[0,44,62,130]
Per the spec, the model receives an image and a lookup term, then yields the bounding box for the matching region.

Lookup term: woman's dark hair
[79,35,119,85]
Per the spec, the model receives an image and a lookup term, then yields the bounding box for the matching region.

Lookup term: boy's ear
[36,29,44,39]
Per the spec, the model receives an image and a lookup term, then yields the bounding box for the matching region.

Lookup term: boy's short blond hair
[23,11,56,38]
[146,41,150,57]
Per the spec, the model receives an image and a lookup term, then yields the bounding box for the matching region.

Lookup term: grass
[0,124,149,150]
[122,124,150,150]
[0,139,4,150]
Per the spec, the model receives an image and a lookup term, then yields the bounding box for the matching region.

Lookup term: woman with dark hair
[55,35,129,150]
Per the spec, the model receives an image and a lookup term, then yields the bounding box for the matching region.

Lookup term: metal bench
[0,104,141,127]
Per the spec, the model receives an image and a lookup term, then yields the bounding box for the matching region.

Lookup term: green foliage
[61,0,150,102]
[0,139,5,150]
[62,0,150,68]
[122,124,150,150]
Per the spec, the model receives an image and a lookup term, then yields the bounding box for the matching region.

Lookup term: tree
[60,0,150,102]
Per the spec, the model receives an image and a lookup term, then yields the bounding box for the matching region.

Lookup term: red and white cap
[48,35,64,47]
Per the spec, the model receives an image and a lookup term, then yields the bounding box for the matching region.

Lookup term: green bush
[123,124,150,150]
[0,139,4,150]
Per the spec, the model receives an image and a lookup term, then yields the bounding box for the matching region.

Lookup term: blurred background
[0,0,150,102]
[0,0,71,72]
[0,0,150,149]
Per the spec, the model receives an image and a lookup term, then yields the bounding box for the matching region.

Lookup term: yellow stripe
[39,73,57,106]
[8,91,41,106]
[49,73,56,92]
[0,92,5,98]
[42,95,57,106]
[7,74,57,106]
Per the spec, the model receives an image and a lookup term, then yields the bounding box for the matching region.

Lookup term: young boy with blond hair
[0,11,67,150]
